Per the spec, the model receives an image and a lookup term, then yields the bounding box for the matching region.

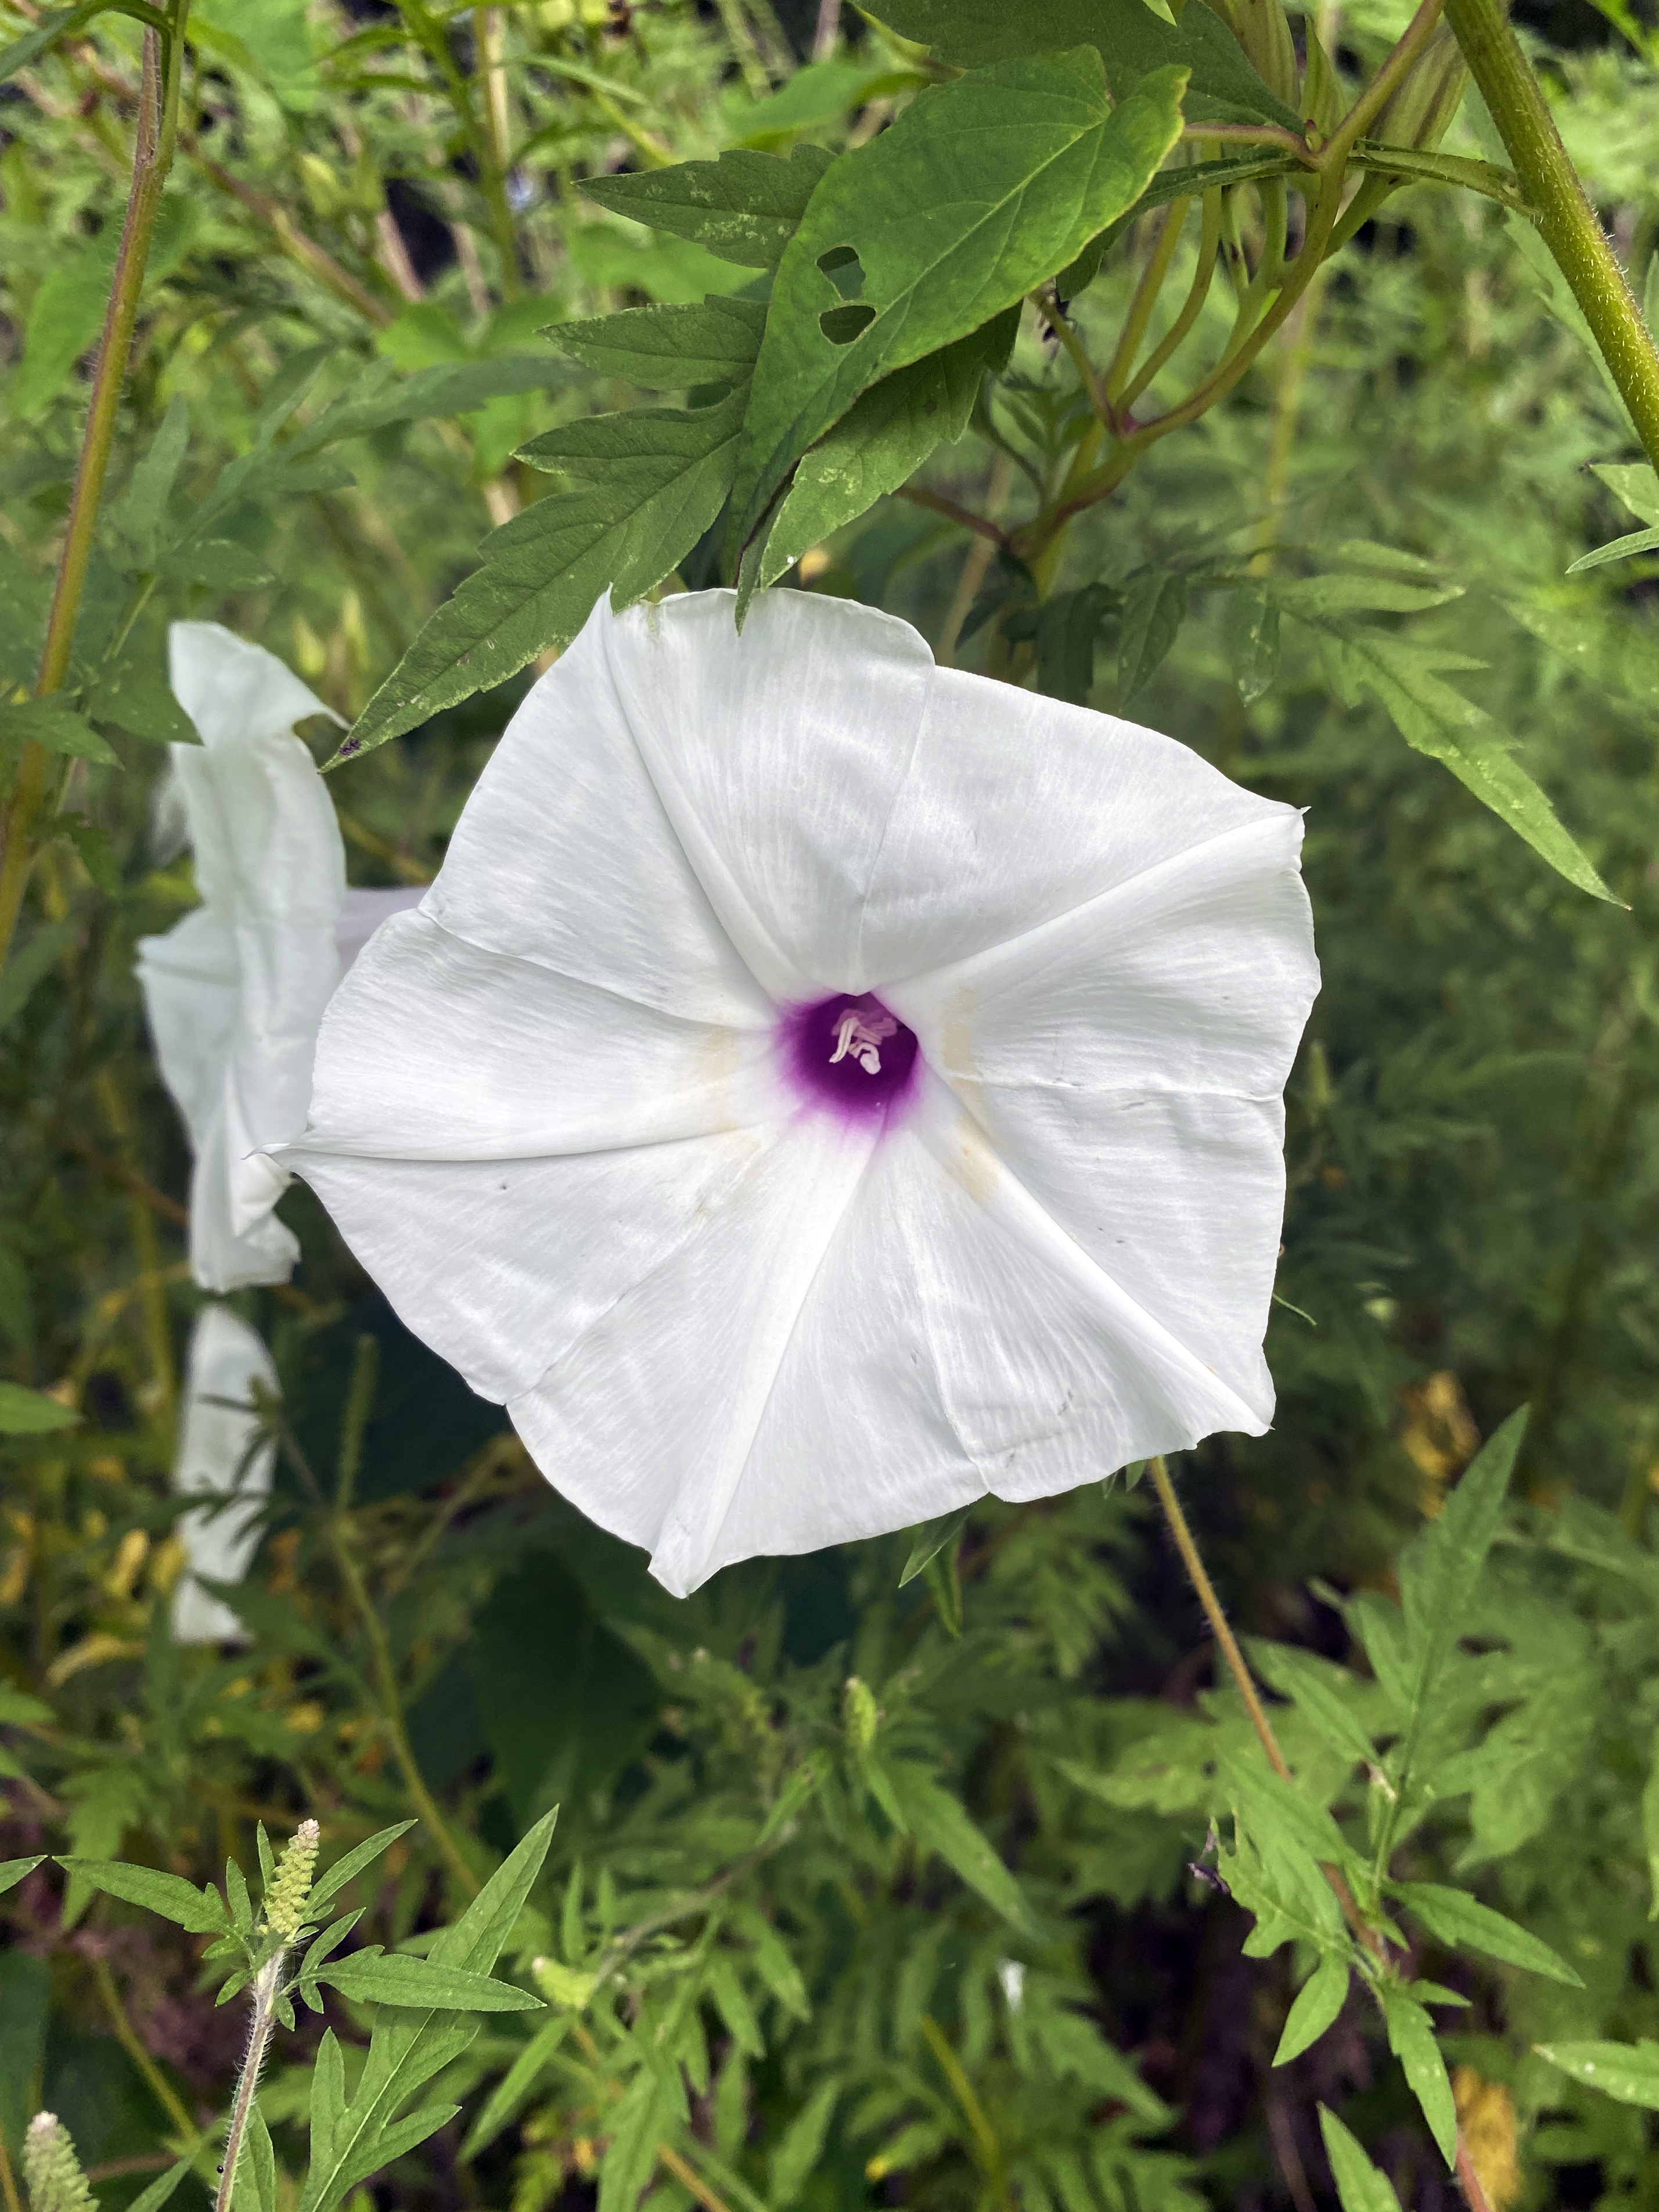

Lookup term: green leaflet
[1535,2040,1659,2109]
[0,919,78,1039]
[1304,617,1615,904]
[1246,1642,1380,1772]
[307,1822,418,1917]
[334,386,750,765]
[1592,459,1659,526]
[1507,592,1659,711]
[867,0,1301,128]
[1566,523,1659,576]
[0,699,118,767]
[1318,2107,1405,2212]
[584,146,834,269]
[110,395,190,570]
[1118,571,1189,700]
[317,1949,543,2010]
[1273,1954,1349,2066]
[740,311,1019,616]
[899,1504,977,1588]
[729,52,1186,544]
[53,1857,229,1935]
[0,1855,45,1896]
[769,2081,838,2207]
[886,1763,1039,1938]
[553,297,768,389]
[1380,1986,1456,2166]
[1387,1880,1582,1986]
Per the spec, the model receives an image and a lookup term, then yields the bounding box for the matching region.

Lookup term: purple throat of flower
[782,992,920,1121]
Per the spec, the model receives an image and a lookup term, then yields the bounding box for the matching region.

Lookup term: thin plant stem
[1121,190,1227,409]
[91,1954,213,2174]
[0,6,190,981]
[938,453,1017,666]
[0,2137,21,2212]
[894,484,1009,546]
[1105,197,1193,404]
[1032,289,1114,427]
[1456,2134,1498,2212]
[714,0,771,97]
[1250,266,1330,573]
[656,2144,736,2212]
[1442,0,1659,470]
[215,1955,282,2212]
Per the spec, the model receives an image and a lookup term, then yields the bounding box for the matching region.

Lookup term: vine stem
[0,7,189,981]
[1443,0,1659,472]
[215,1955,282,2212]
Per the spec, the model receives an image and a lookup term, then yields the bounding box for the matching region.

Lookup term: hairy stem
[0,8,189,980]
[1443,0,1659,467]
[216,1955,282,2212]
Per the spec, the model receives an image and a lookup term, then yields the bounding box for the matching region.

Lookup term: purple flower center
[782,992,920,1121]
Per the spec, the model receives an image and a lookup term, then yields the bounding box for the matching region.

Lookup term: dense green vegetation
[6,1,1659,2208]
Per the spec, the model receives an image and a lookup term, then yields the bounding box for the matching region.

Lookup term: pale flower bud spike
[283,591,1318,1599]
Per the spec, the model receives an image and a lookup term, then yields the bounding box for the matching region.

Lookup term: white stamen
[830,1008,898,1076]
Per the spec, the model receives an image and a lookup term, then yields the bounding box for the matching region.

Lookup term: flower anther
[285,591,1319,1598]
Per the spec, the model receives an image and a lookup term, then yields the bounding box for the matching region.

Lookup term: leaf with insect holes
[729,52,1186,544]
[583,145,834,269]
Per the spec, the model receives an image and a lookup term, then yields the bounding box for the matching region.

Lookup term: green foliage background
[6,1,1659,2208]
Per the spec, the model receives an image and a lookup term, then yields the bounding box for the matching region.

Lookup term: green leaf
[1317,2107,1404,2212]
[886,1764,1038,1937]
[111,396,190,569]
[333,389,747,764]
[232,2107,276,2212]
[584,146,835,269]
[868,0,1301,127]
[156,539,276,592]
[1030,584,1111,704]
[306,1821,418,1918]
[460,2015,572,2158]
[1247,1642,1379,1771]
[1118,571,1189,701]
[1565,523,1659,575]
[899,1506,974,1587]
[127,2159,196,2212]
[598,2070,675,2212]
[554,297,768,387]
[1389,1881,1583,1986]
[0,2,107,82]
[1305,622,1615,904]
[0,918,77,1040]
[55,1858,229,1935]
[1591,459,1659,526]
[729,52,1186,542]
[1273,1953,1349,2066]
[84,656,199,746]
[744,313,1019,613]
[55,818,119,895]
[769,2080,838,2208]
[317,1949,544,2012]
[0,1380,80,1433]
[0,1857,44,1898]
[0,699,120,767]
[1380,1986,1456,2167]
[298,1808,557,2212]
[1534,2040,1659,2109]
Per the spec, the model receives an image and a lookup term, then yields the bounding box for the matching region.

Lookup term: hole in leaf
[820,303,876,346]
[816,244,866,299]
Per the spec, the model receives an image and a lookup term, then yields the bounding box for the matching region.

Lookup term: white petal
[857,661,1301,987]
[171,1304,276,1644]
[336,885,425,973]
[172,729,345,925]
[299,908,784,1161]
[290,1126,779,1404]
[423,605,772,1027]
[594,591,935,1000]
[170,621,338,749]
[136,907,239,1139]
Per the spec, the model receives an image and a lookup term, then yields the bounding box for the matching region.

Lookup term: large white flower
[136,623,421,1291]
[171,1303,277,1645]
[286,591,1318,1596]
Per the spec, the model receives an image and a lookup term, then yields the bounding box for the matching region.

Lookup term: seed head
[22,2114,96,2212]
[843,1675,879,1756]
[265,1817,321,1938]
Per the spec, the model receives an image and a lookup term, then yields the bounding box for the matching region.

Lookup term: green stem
[1442,0,1659,467]
[0,6,189,980]
[215,1954,283,2212]
[1121,190,1226,408]
[1105,196,1192,405]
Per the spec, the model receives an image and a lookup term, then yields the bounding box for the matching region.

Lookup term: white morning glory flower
[286,591,1318,1597]
[171,1303,277,1644]
[136,623,421,1292]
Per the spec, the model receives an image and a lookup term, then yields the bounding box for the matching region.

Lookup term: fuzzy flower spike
[136,623,421,1290]
[287,592,1319,1596]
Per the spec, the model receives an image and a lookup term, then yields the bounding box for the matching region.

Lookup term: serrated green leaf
[85,655,199,746]
[1390,1881,1582,1985]
[1273,1953,1349,2065]
[598,2070,675,2212]
[1507,592,1659,712]
[1272,572,1458,617]
[769,2079,837,2208]
[554,297,767,388]
[1535,2040,1659,2108]
[1118,570,1189,700]
[1380,1986,1456,2166]
[869,0,1300,126]
[156,539,276,592]
[1307,623,1614,903]
[745,313,1018,613]
[232,2106,276,2212]
[55,1857,229,1935]
[707,1956,765,2056]
[1317,2107,1404,2212]
[1034,584,1113,703]
[318,1948,543,2011]
[584,146,834,269]
[886,1764,1038,1937]
[111,396,189,569]
[307,1821,418,1918]
[0,699,119,767]
[730,53,1186,542]
[1247,1642,1379,1771]
[334,390,747,764]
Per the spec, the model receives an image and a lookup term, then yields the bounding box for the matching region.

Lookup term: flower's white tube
[171,1304,277,1645]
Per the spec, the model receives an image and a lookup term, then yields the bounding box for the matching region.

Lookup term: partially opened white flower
[286,591,1318,1596]
[171,1303,278,1644]
[136,623,421,1291]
